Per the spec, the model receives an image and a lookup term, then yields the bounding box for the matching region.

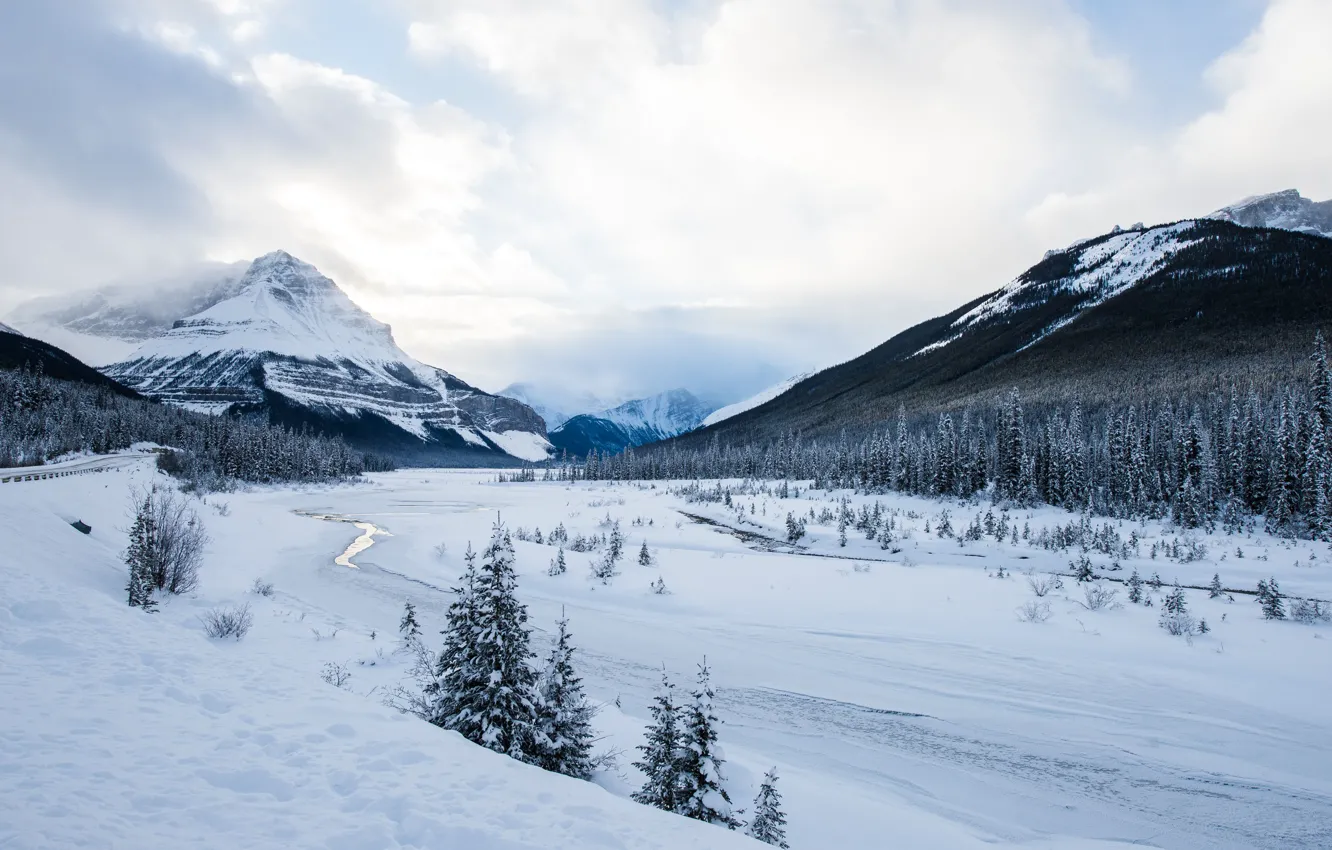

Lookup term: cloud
[2,0,1329,405]
[1025,0,1332,239]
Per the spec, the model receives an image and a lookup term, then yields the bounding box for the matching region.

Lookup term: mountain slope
[701,373,811,428]
[0,325,143,398]
[550,389,716,456]
[679,215,1332,447]
[102,251,549,464]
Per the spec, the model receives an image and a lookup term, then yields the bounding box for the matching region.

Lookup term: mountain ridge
[549,388,716,457]
[669,193,1332,448]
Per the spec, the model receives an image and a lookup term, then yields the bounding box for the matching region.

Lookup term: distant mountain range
[9,252,551,465]
[496,383,626,431]
[547,389,717,456]
[675,189,1332,447]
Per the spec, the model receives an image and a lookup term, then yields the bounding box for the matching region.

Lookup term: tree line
[530,334,1332,541]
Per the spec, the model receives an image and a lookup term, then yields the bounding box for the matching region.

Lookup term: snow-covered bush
[1079,584,1120,611]
[1159,584,1196,635]
[250,578,274,597]
[650,576,670,595]
[125,485,209,599]
[1290,598,1331,624]
[200,603,253,640]
[1026,573,1060,597]
[1016,600,1052,623]
[1160,612,1197,636]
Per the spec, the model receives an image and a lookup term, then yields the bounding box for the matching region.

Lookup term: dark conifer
[745,767,790,848]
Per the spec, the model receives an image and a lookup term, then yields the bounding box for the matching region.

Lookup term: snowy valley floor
[2,458,1331,849]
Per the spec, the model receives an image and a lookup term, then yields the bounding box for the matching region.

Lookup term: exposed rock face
[1208,189,1332,239]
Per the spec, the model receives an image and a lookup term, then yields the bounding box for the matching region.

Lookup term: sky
[1,0,1329,406]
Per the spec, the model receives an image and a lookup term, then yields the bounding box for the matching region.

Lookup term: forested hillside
[680,221,1332,447]
[0,364,388,487]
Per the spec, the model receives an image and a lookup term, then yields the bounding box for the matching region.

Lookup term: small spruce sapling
[549,546,567,576]
[1259,577,1286,620]
[1127,568,1144,604]
[400,601,421,641]
[1208,573,1223,599]
[745,767,791,848]
[638,541,653,567]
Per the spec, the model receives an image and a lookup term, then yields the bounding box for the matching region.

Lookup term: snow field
[3,462,1331,848]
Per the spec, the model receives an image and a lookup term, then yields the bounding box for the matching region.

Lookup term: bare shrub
[1079,584,1121,611]
[1026,574,1060,597]
[250,578,275,597]
[200,603,253,640]
[1160,612,1197,636]
[432,542,448,560]
[1290,598,1331,624]
[384,636,439,720]
[127,485,209,596]
[1016,600,1052,623]
[321,661,352,689]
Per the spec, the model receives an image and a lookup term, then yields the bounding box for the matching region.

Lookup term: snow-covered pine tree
[428,543,481,729]
[1208,573,1223,599]
[633,671,683,812]
[124,495,158,612]
[548,546,567,576]
[1159,582,1195,635]
[1162,583,1188,616]
[399,601,421,641]
[607,520,626,564]
[1260,576,1286,620]
[638,541,653,567]
[745,767,790,848]
[534,614,596,779]
[677,661,741,828]
[454,520,541,761]
[1126,568,1143,604]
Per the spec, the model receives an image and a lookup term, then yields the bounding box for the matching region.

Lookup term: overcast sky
[1,0,1329,403]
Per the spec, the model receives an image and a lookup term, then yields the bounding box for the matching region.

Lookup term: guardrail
[0,466,111,484]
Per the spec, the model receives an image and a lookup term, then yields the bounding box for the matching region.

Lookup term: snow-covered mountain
[497,382,624,431]
[701,373,812,428]
[102,251,550,463]
[1208,189,1332,239]
[683,189,1332,445]
[7,261,251,365]
[0,321,21,336]
[549,388,716,456]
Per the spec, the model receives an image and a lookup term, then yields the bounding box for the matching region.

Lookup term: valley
[3,458,1329,848]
